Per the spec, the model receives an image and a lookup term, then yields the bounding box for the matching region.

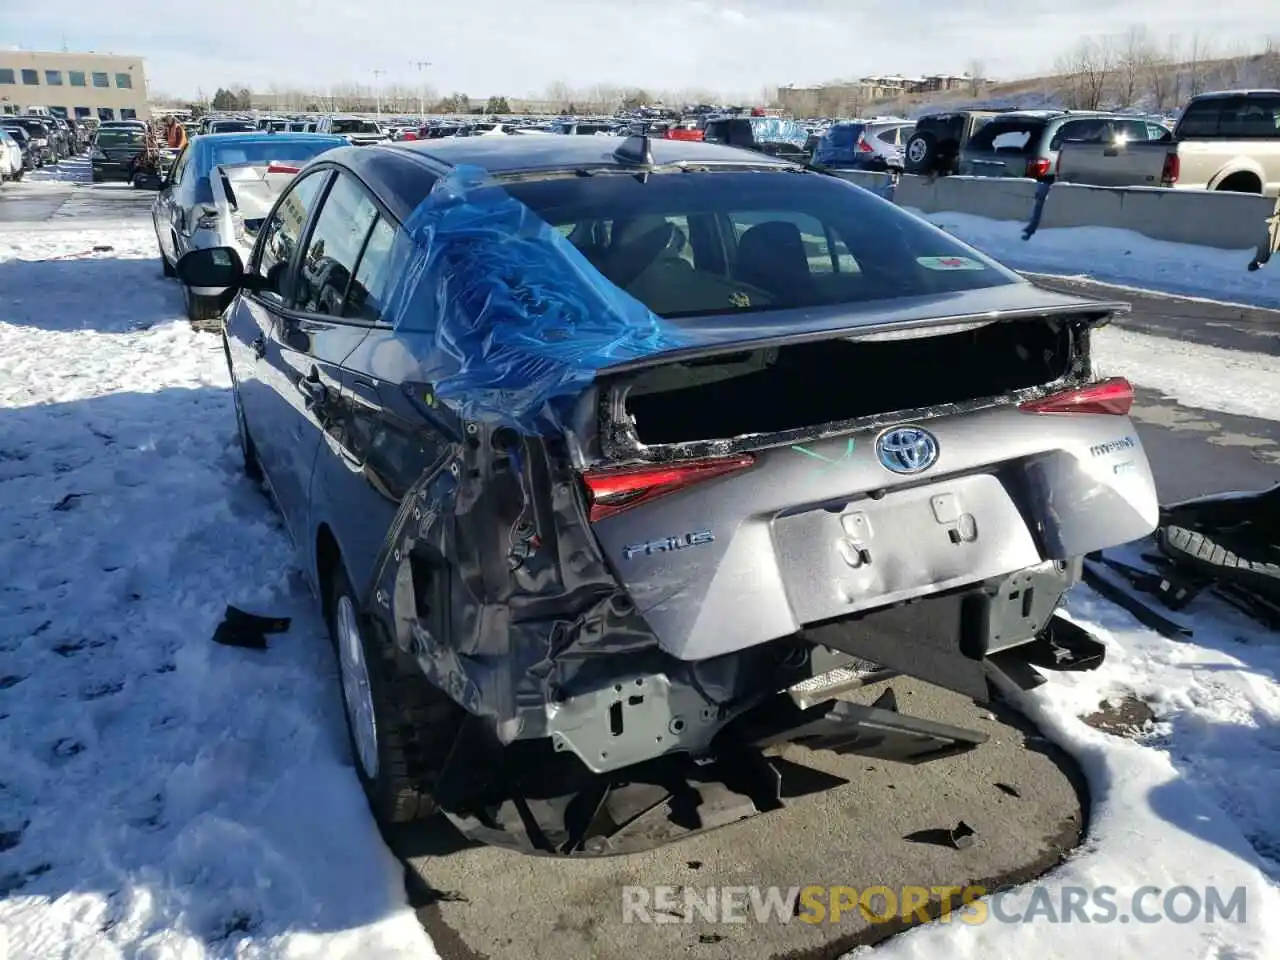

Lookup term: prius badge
[622,530,714,561]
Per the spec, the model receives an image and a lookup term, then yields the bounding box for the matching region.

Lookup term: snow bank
[919,211,1280,311]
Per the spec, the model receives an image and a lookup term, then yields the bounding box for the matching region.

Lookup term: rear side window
[1115,120,1151,142]
[969,120,1045,154]
[1179,96,1280,138]
[294,173,380,315]
[501,169,1019,320]
[1049,118,1112,149]
[344,217,405,323]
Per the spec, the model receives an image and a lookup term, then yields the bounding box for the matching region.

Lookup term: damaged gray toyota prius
[174,133,1158,856]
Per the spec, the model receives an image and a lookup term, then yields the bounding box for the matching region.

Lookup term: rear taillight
[857,136,874,153]
[1018,377,1134,416]
[1026,157,1051,178]
[1160,152,1179,186]
[581,455,756,522]
[266,161,301,174]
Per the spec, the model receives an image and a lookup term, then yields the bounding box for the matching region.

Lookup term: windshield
[332,119,382,134]
[212,121,257,133]
[501,169,1019,319]
[96,129,147,148]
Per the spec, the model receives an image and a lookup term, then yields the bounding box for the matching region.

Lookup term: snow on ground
[26,156,90,184]
[1,203,1279,960]
[1093,326,1280,423]
[0,226,437,959]
[920,210,1280,311]
[866,574,1280,960]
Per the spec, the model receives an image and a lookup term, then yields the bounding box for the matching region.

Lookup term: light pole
[411,61,432,118]
[372,69,386,120]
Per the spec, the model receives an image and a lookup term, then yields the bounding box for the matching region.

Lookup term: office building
[0,50,150,121]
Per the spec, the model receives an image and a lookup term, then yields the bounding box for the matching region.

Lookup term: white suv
[314,115,388,146]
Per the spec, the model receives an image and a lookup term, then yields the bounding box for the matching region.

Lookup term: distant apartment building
[777,73,974,116]
[0,50,150,121]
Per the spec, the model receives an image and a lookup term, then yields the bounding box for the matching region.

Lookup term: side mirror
[175,246,247,293]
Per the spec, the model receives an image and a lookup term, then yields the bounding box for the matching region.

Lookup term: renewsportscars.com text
[621,884,1248,926]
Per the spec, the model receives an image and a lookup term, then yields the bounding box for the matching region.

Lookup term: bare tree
[544,81,574,112]
[1055,36,1115,110]
[1186,33,1213,97]
[1263,37,1280,87]
[965,59,985,97]
[1115,26,1155,108]
[1144,39,1174,112]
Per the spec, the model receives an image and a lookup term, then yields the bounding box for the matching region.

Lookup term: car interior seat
[733,221,811,301]
[605,216,676,288]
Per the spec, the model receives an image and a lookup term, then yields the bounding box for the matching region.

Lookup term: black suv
[701,115,811,163]
[903,110,1010,177]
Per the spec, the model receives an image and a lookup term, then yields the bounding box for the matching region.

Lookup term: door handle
[296,369,328,408]
[250,335,266,359]
[1102,147,1119,157]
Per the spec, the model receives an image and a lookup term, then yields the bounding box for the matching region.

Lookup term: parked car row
[0,111,96,183]
[146,130,350,320]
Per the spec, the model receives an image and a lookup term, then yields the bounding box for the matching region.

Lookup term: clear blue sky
[5,0,1276,99]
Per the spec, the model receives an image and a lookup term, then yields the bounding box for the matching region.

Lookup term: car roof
[1191,88,1280,100]
[321,135,795,224]
[388,134,791,174]
[196,131,344,142]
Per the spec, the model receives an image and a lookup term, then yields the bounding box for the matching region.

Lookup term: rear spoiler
[595,300,1130,377]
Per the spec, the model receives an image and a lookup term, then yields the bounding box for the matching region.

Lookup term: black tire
[903,132,937,174]
[184,284,224,325]
[323,562,458,826]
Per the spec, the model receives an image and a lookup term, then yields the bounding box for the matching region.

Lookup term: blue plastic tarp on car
[748,116,810,147]
[384,164,691,433]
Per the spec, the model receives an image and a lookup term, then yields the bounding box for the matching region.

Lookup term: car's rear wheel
[323,562,459,826]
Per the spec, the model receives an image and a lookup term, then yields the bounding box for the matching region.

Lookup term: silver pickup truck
[1055,90,1280,195]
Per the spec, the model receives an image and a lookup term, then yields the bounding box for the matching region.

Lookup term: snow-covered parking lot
[1,185,1279,960]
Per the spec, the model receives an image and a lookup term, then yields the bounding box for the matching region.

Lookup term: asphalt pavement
[397,680,1085,960]
[3,173,1278,959]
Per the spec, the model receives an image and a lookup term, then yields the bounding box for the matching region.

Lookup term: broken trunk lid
[584,292,1125,464]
